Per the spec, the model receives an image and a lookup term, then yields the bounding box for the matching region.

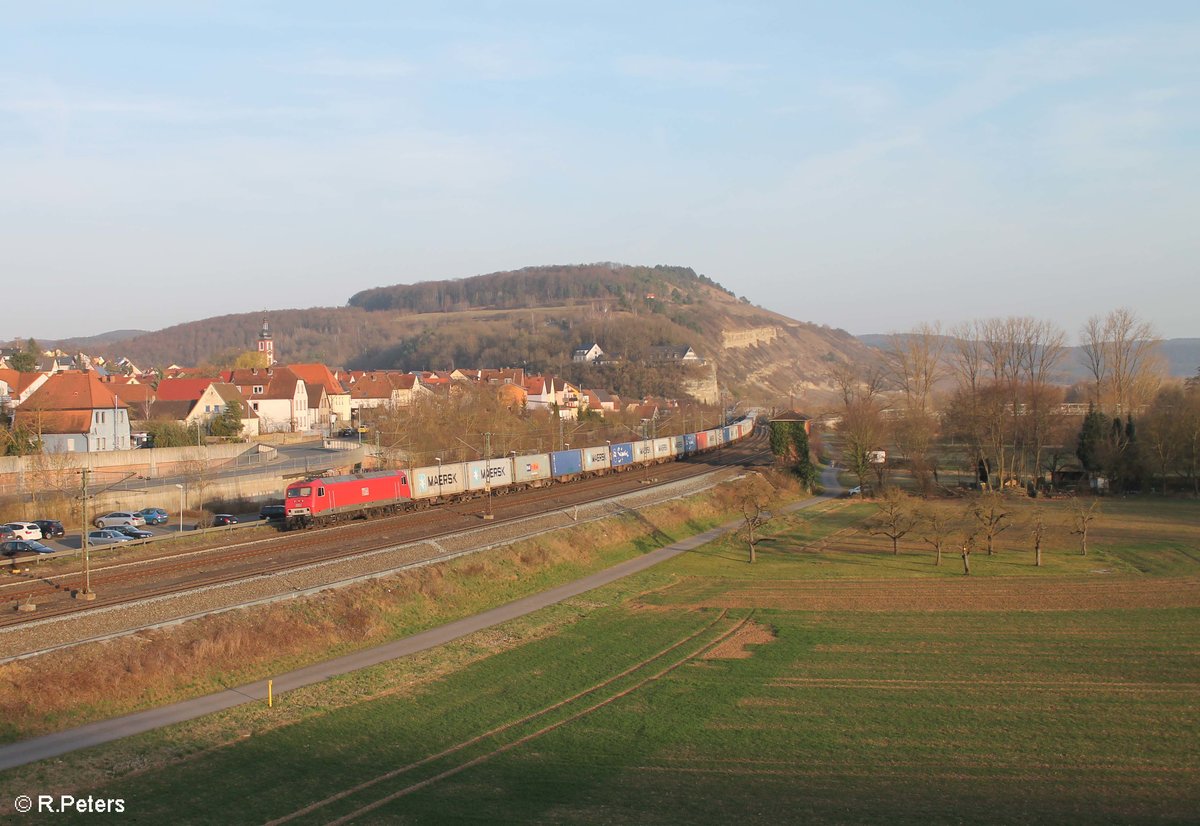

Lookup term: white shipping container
[633,440,655,463]
[582,446,611,472]
[653,438,674,460]
[411,461,468,499]
[513,453,551,483]
[465,457,514,492]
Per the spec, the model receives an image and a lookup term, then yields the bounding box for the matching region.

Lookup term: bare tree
[970,492,1011,556]
[960,532,977,576]
[885,323,945,495]
[1028,508,1046,567]
[832,362,890,493]
[1070,497,1101,556]
[918,503,954,566]
[740,495,772,564]
[869,486,914,555]
[1079,309,1164,414]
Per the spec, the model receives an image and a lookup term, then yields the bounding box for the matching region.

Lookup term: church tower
[257,316,276,366]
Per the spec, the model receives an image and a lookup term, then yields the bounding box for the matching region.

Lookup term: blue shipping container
[550,449,583,478]
[683,433,698,453]
[610,442,634,467]
[674,435,686,455]
[723,426,733,443]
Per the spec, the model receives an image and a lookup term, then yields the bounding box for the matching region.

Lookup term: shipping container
[633,440,655,464]
[513,453,551,483]
[610,442,634,467]
[653,438,674,460]
[722,426,733,444]
[550,449,583,478]
[673,435,686,456]
[411,462,467,500]
[696,432,708,450]
[465,457,514,492]
[684,433,698,453]
[582,445,611,472]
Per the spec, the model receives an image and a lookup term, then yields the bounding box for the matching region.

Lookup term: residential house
[222,367,310,432]
[12,370,132,452]
[153,378,259,436]
[289,363,350,430]
[572,343,605,363]
[346,371,432,418]
[0,368,50,412]
[104,378,156,422]
[581,388,620,415]
[648,344,702,364]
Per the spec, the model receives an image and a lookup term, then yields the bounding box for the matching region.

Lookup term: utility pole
[75,468,95,601]
[483,432,494,520]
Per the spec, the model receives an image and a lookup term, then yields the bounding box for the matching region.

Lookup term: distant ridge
[857,334,1200,379]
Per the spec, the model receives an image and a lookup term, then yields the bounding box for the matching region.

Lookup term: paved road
[0,465,841,772]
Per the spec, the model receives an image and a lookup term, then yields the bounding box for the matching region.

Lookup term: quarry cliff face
[721,326,779,349]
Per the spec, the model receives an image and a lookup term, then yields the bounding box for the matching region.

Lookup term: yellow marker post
[268,679,273,708]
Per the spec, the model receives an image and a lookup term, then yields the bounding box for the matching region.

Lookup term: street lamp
[175,483,184,533]
[329,412,337,440]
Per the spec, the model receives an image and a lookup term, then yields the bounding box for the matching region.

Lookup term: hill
[101,264,880,405]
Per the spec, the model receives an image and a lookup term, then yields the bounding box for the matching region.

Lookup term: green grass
[7,493,1199,824]
[30,600,1198,825]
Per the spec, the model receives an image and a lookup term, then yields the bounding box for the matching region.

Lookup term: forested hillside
[99,264,879,405]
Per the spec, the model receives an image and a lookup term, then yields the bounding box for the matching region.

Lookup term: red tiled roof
[21,371,125,412]
[288,363,346,395]
[12,410,93,434]
[155,378,216,402]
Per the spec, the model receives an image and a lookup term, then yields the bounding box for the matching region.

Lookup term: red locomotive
[285,469,411,528]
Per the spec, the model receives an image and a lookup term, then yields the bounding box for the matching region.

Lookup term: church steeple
[257,315,276,366]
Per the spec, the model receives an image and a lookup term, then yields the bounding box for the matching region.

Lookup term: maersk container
[653,438,674,460]
[513,453,551,483]
[550,449,583,478]
[582,445,611,472]
[411,461,467,499]
[465,457,514,492]
[684,433,698,453]
[610,442,634,467]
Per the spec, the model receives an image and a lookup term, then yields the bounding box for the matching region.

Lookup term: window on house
[253,385,264,395]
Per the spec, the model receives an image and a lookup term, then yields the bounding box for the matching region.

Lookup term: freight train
[283,417,756,529]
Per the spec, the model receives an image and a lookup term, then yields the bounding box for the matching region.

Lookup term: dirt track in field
[675,575,1200,612]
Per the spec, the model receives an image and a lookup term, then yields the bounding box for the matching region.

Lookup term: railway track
[0,433,770,629]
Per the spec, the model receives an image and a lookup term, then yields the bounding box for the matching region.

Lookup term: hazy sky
[3,2,1198,342]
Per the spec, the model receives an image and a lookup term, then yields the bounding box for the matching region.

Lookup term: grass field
[5,493,1199,824]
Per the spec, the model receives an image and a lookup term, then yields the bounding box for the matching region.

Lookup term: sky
[2,2,1198,342]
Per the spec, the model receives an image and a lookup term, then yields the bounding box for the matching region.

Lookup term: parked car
[94,511,147,529]
[337,427,357,438]
[846,486,863,497]
[33,519,65,539]
[137,507,169,525]
[4,522,42,541]
[87,529,132,545]
[211,513,238,527]
[1,539,55,557]
[0,525,15,541]
[113,525,154,540]
[259,504,286,521]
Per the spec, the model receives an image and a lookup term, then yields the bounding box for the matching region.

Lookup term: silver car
[94,511,147,529]
[87,529,132,545]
